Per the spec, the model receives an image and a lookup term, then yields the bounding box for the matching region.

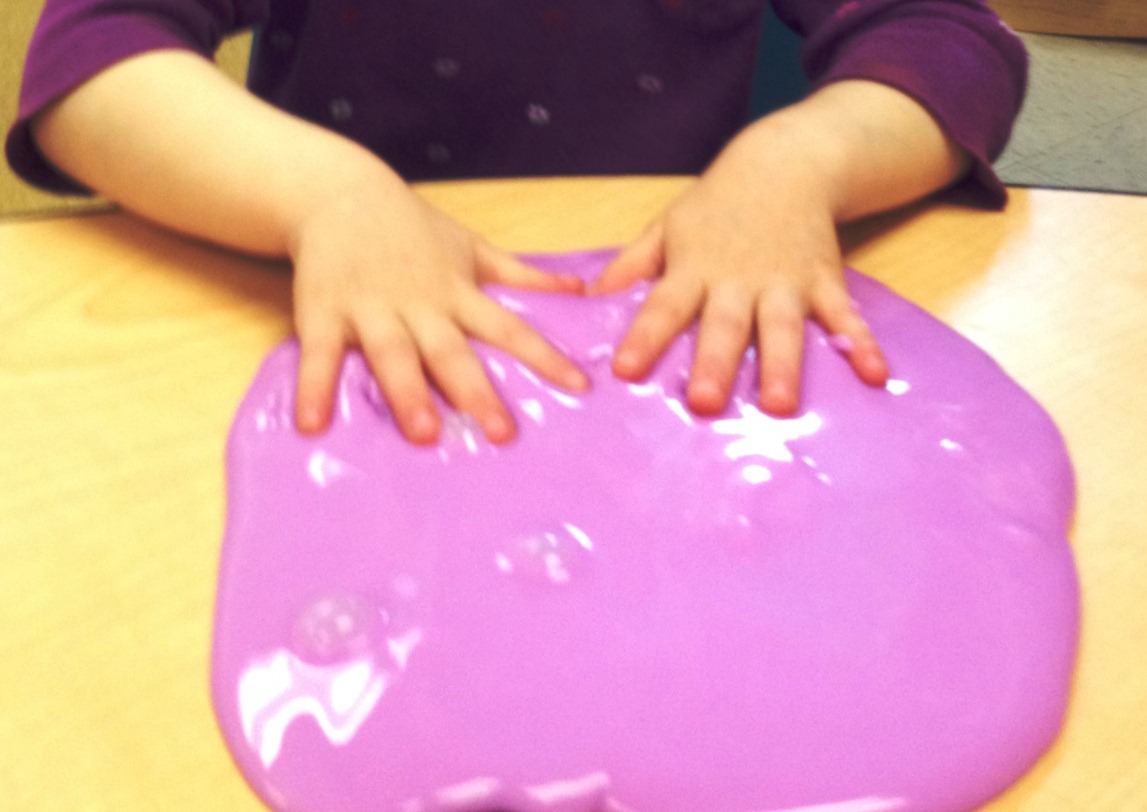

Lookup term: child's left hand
[591,80,976,417]
[590,120,887,417]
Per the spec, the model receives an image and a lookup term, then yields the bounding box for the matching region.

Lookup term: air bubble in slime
[211,250,1079,812]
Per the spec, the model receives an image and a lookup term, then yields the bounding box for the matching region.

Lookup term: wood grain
[2,178,1145,810]
[989,0,1147,39]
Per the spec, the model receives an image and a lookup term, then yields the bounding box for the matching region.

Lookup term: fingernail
[483,413,515,442]
[586,276,613,296]
[613,349,640,375]
[690,378,722,406]
[560,273,586,292]
[410,408,439,443]
[763,381,796,414]
[566,368,591,392]
[296,404,323,434]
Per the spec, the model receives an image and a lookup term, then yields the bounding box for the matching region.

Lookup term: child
[6,1,1027,444]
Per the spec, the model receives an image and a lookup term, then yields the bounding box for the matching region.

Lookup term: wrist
[713,111,848,218]
[276,135,405,259]
[724,80,970,223]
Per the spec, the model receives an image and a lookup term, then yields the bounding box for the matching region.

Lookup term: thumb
[589,220,666,295]
[473,240,585,294]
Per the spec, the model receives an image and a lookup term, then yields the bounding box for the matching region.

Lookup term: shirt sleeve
[771,0,1028,209]
[5,0,269,194]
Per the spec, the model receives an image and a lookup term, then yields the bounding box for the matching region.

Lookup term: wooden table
[1,178,1144,810]
[988,0,1147,39]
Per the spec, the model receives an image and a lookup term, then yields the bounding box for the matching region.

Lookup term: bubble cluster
[494,524,595,586]
[291,593,382,665]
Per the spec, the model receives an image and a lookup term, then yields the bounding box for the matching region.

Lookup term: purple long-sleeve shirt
[5,0,1026,207]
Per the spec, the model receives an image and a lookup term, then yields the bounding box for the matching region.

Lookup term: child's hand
[590,116,889,417]
[25,50,588,446]
[289,175,589,443]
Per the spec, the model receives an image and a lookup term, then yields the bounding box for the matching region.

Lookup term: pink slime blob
[212,251,1079,812]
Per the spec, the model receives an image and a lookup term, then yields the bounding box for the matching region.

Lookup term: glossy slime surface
[212,250,1079,812]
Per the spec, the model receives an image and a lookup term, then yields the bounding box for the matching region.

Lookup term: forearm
[721,79,971,223]
[31,49,399,258]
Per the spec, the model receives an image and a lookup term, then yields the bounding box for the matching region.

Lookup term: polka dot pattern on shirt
[638,74,664,94]
[329,97,353,122]
[312,0,773,177]
[432,56,460,79]
[526,104,551,126]
[425,143,451,164]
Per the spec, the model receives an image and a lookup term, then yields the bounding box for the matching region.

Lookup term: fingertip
[591,232,663,295]
[481,410,517,445]
[479,249,586,296]
[847,335,889,387]
[686,377,728,416]
[611,347,647,380]
[587,267,623,296]
[859,351,890,387]
[294,353,339,435]
[564,366,592,393]
[295,394,332,435]
[403,406,442,445]
[526,268,586,295]
[591,250,625,287]
[294,326,346,433]
[816,294,888,387]
[760,379,800,417]
[556,273,587,294]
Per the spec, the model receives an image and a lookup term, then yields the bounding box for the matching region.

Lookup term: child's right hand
[288,173,590,444]
[25,51,585,447]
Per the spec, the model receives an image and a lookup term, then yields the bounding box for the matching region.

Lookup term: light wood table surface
[988,0,1147,39]
[1,177,1144,810]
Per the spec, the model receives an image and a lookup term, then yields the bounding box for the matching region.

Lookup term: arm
[32,50,588,441]
[34,49,369,256]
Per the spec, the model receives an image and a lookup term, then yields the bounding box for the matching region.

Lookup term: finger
[458,292,590,393]
[294,321,347,434]
[357,317,441,444]
[589,220,666,295]
[473,242,585,294]
[811,283,889,386]
[612,274,703,380]
[756,290,806,416]
[687,284,755,415]
[405,313,517,444]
